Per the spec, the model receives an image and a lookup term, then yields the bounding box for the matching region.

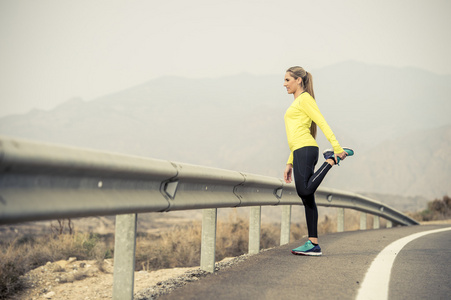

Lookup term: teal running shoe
[323,147,354,165]
[291,240,322,256]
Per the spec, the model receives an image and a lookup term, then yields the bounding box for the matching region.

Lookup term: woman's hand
[284,164,293,183]
[335,151,348,164]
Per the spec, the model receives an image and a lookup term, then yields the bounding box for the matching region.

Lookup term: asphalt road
[159,224,451,300]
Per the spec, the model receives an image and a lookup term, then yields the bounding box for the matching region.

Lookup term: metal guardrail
[0,136,419,299]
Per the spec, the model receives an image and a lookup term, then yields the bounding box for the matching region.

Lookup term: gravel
[134,254,251,300]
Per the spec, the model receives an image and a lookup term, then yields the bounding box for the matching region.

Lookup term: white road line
[356,227,451,300]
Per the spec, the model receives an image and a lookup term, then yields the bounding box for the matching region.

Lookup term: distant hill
[322,124,451,199]
[1,61,450,208]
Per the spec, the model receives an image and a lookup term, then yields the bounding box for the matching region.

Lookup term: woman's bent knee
[296,189,313,199]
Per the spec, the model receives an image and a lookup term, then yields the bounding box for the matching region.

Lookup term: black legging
[292,146,332,238]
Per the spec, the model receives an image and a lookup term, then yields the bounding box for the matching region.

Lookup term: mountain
[0,73,290,173]
[1,61,450,207]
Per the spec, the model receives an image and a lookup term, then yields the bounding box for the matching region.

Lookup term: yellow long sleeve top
[284,92,344,165]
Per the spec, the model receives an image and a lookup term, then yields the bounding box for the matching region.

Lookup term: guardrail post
[280,205,292,245]
[386,220,393,228]
[360,212,367,230]
[201,208,217,273]
[373,215,380,229]
[113,213,137,300]
[249,206,261,254]
[337,208,344,232]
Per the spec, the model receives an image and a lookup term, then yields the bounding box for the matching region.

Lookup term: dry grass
[133,209,342,271]
[0,231,112,299]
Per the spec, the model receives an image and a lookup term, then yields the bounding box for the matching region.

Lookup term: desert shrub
[135,222,202,271]
[0,243,29,299]
[409,195,451,221]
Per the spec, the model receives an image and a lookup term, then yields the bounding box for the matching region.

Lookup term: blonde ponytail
[286,66,317,139]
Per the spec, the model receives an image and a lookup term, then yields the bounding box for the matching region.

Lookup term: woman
[283,66,354,256]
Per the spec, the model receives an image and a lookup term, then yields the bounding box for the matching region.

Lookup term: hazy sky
[1,0,450,117]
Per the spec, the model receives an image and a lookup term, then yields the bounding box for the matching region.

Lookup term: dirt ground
[11,254,248,300]
[12,257,198,300]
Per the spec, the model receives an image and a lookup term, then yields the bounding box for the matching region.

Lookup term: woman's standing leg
[300,193,318,240]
